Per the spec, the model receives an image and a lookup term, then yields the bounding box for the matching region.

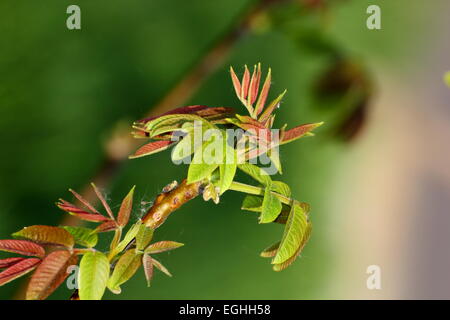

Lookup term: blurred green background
[1,0,449,299]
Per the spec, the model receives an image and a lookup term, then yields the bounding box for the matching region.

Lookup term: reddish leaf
[0,258,41,286]
[280,122,323,145]
[142,254,153,287]
[254,68,271,116]
[248,63,261,105]
[129,140,175,159]
[91,183,115,220]
[241,65,250,99]
[230,67,241,99]
[13,226,75,249]
[259,89,287,123]
[94,220,117,233]
[145,241,184,254]
[136,105,210,124]
[117,186,135,227]
[26,251,78,300]
[0,257,25,269]
[152,258,172,277]
[56,199,109,222]
[195,107,235,123]
[0,240,45,258]
[68,188,100,214]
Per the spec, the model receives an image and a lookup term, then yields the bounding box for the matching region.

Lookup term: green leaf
[171,132,195,162]
[13,225,74,249]
[271,181,291,198]
[61,226,98,248]
[78,251,109,300]
[273,222,312,271]
[218,132,237,194]
[272,202,309,265]
[136,225,154,251]
[187,141,219,184]
[111,221,142,257]
[237,163,271,186]
[260,241,280,258]
[241,195,263,212]
[260,185,282,223]
[107,250,142,293]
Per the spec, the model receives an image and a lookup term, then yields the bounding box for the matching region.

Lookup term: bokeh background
[1,0,450,299]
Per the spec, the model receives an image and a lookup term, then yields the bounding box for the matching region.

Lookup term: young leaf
[108,250,142,293]
[13,226,74,249]
[0,257,25,269]
[0,258,41,286]
[248,63,261,106]
[187,141,219,184]
[254,68,271,117]
[218,131,237,194]
[68,188,100,214]
[94,220,117,233]
[260,186,282,224]
[91,183,115,221]
[117,186,135,227]
[26,251,77,300]
[271,181,291,198]
[272,202,309,265]
[78,251,110,300]
[56,200,109,222]
[108,221,141,260]
[145,241,184,254]
[237,163,271,186]
[258,89,287,123]
[152,258,172,277]
[280,122,324,145]
[260,241,280,258]
[129,140,175,159]
[241,65,250,100]
[0,240,45,258]
[136,225,154,251]
[273,222,311,271]
[61,226,98,248]
[230,67,242,99]
[136,105,210,124]
[142,253,153,287]
[241,195,263,212]
[171,132,195,162]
